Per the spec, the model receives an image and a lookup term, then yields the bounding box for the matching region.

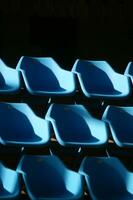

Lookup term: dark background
[0,0,133,72]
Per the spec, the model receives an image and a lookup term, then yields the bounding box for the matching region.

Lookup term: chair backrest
[79,157,132,198]
[103,106,133,143]
[0,59,20,90]
[0,162,20,194]
[18,155,74,195]
[46,104,97,141]
[0,103,49,143]
[17,56,75,92]
[125,62,133,78]
[72,59,132,97]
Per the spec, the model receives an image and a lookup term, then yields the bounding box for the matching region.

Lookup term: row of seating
[0,102,133,148]
[1,57,133,200]
[1,155,132,200]
[1,57,133,99]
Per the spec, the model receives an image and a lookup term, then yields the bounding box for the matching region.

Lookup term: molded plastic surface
[0,103,50,146]
[103,106,133,147]
[17,56,76,96]
[79,157,133,200]
[72,60,131,99]
[46,104,108,147]
[0,59,20,94]
[0,162,20,199]
[17,155,83,200]
[125,62,133,81]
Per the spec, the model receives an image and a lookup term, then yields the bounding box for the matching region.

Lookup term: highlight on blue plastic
[79,157,133,200]
[0,59,20,94]
[0,162,20,199]
[102,106,133,147]
[17,155,83,200]
[72,60,131,99]
[45,104,108,147]
[16,56,76,96]
[124,61,133,81]
[0,103,50,146]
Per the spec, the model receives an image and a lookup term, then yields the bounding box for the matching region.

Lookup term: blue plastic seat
[16,56,76,96]
[124,62,133,81]
[72,60,131,99]
[79,157,133,200]
[0,162,20,199]
[102,106,133,147]
[46,104,108,147]
[0,59,20,94]
[17,155,83,199]
[0,103,50,146]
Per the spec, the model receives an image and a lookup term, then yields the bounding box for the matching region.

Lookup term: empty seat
[17,155,83,199]
[16,56,76,96]
[72,60,131,99]
[102,106,133,147]
[0,103,50,146]
[79,157,133,200]
[0,162,20,199]
[45,104,108,147]
[0,59,20,94]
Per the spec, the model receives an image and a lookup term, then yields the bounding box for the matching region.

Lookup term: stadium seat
[16,56,76,96]
[0,59,20,94]
[45,104,109,147]
[0,103,50,146]
[72,60,131,99]
[79,157,133,200]
[102,106,133,147]
[17,155,83,200]
[0,162,20,199]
